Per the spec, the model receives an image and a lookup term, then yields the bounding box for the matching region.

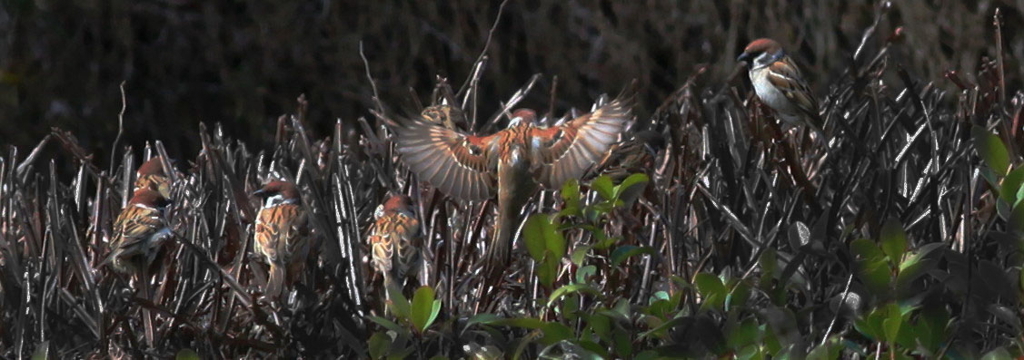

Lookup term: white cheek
[751,70,794,114]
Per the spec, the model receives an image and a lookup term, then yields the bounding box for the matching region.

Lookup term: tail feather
[266,264,285,298]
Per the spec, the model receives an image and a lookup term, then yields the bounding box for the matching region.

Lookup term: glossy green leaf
[591,175,616,201]
[576,264,596,284]
[368,332,391,359]
[548,283,601,307]
[540,322,575,345]
[610,245,655,266]
[613,173,649,207]
[175,349,200,360]
[31,342,50,360]
[973,125,1011,176]
[465,313,502,328]
[694,273,727,311]
[727,317,761,349]
[849,239,883,262]
[571,245,590,266]
[537,255,559,287]
[880,218,907,263]
[1001,166,1024,204]
[980,347,1012,360]
[561,179,582,216]
[367,315,406,335]
[524,215,551,261]
[386,280,411,320]
[410,286,439,332]
[726,281,751,311]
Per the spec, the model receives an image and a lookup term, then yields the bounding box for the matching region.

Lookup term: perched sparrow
[421,104,468,131]
[109,189,172,275]
[368,195,422,287]
[134,156,176,199]
[737,38,822,132]
[253,180,311,298]
[387,85,635,266]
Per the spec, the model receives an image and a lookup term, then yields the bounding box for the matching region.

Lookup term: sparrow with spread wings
[386,85,636,267]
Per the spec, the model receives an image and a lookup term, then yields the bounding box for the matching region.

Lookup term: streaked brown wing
[532,93,635,189]
[766,59,819,117]
[392,115,498,201]
[369,212,420,279]
[254,204,308,265]
[110,205,167,272]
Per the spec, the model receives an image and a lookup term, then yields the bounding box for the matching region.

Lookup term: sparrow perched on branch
[737,38,822,133]
[368,195,422,289]
[134,156,177,199]
[109,189,172,275]
[387,84,635,266]
[253,180,311,299]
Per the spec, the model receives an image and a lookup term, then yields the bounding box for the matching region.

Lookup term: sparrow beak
[736,52,750,63]
[252,189,268,198]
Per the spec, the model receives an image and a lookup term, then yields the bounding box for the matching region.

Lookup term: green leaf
[524,214,566,260]
[694,273,727,311]
[1009,203,1024,234]
[571,246,591,266]
[561,179,582,216]
[31,342,49,360]
[726,317,761,349]
[368,332,391,359]
[540,323,575,345]
[576,265,596,284]
[174,349,199,360]
[465,313,502,328]
[726,281,751,311]
[1001,166,1024,205]
[410,286,440,332]
[613,173,649,207]
[980,347,1012,360]
[610,245,655,266]
[588,313,612,342]
[591,175,616,201]
[367,315,406,335]
[537,255,559,288]
[524,215,551,261]
[880,218,907,263]
[386,281,411,320]
[849,238,883,262]
[548,283,602,307]
[973,125,1010,176]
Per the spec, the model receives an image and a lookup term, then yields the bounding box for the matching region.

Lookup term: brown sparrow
[134,156,176,199]
[109,189,172,275]
[368,195,422,287]
[738,38,822,133]
[421,104,468,131]
[594,130,666,182]
[252,180,311,298]
[387,86,635,266]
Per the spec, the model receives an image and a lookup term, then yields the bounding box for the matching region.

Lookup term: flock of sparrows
[105,38,821,301]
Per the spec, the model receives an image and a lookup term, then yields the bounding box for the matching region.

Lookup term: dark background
[1,0,1020,164]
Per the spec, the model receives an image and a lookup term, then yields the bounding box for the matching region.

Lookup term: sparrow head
[376,194,415,219]
[137,156,171,177]
[253,180,302,207]
[128,188,170,209]
[508,109,537,127]
[737,38,785,70]
[421,105,467,130]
